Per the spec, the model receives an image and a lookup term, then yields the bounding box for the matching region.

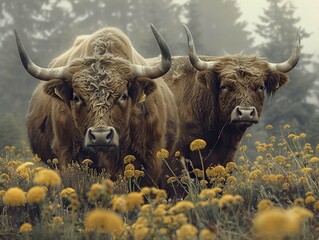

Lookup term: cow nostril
[236,107,242,118]
[106,128,114,141]
[250,109,254,117]
[88,129,95,141]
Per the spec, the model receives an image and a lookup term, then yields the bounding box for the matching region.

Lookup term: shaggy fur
[149,55,289,190]
[26,27,179,186]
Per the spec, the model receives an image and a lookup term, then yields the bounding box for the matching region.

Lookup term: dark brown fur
[26,28,179,186]
[152,55,288,185]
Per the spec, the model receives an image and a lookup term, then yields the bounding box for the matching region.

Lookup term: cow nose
[86,127,116,146]
[231,106,258,123]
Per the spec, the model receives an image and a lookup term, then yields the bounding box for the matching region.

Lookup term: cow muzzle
[85,127,119,149]
[230,106,259,126]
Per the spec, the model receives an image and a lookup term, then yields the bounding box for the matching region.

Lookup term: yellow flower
[299,133,307,138]
[301,167,312,174]
[134,226,150,240]
[126,192,144,211]
[140,187,151,196]
[282,182,291,191]
[125,163,135,171]
[218,194,236,209]
[313,200,319,211]
[305,191,313,197]
[140,204,152,215]
[19,223,33,233]
[265,124,273,130]
[0,190,6,197]
[32,154,41,162]
[248,170,262,180]
[293,136,300,141]
[274,155,285,165]
[52,216,64,225]
[245,133,252,138]
[169,201,195,214]
[154,205,166,216]
[34,169,61,187]
[199,228,217,240]
[27,186,47,204]
[176,224,198,240]
[283,124,291,129]
[82,159,93,165]
[111,196,127,212]
[60,188,77,199]
[87,183,103,202]
[16,162,34,173]
[124,170,134,179]
[226,176,237,185]
[253,207,313,239]
[305,195,316,204]
[193,168,204,178]
[225,162,237,172]
[52,158,59,164]
[309,157,319,163]
[257,199,273,212]
[199,189,218,200]
[208,165,226,178]
[154,189,167,203]
[303,153,311,160]
[294,197,304,206]
[199,179,208,186]
[239,145,247,151]
[190,139,207,151]
[156,148,169,159]
[167,176,177,184]
[102,179,114,194]
[288,133,295,139]
[175,151,181,157]
[84,208,124,236]
[3,187,27,207]
[0,173,10,182]
[123,155,136,164]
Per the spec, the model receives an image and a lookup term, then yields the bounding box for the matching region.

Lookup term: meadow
[0,124,318,240]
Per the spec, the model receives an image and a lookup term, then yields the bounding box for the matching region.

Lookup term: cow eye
[119,92,128,101]
[258,85,265,91]
[220,85,228,91]
[72,93,81,103]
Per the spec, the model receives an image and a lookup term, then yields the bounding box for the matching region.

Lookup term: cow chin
[230,120,256,130]
[84,150,121,176]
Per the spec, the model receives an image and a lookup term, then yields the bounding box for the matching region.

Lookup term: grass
[0,124,318,240]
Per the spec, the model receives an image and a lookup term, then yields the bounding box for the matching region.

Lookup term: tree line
[0,0,318,149]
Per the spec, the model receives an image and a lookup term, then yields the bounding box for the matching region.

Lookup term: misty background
[0,0,318,151]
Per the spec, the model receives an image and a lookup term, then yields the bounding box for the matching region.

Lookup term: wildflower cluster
[0,126,319,239]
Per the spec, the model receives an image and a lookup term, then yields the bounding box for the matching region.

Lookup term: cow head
[15,24,171,168]
[183,25,300,130]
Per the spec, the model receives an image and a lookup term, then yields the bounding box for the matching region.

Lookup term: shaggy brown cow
[15,25,179,186]
[158,25,300,185]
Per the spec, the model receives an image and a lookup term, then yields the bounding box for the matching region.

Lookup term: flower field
[0,125,318,240]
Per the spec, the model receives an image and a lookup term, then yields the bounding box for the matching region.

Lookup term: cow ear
[43,79,72,104]
[196,70,217,90]
[129,78,157,105]
[265,72,288,95]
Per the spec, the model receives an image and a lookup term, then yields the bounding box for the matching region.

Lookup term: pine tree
[254,0,317,140]
[185,0,253,55]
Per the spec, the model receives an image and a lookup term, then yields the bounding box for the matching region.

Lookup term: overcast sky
[238,0,319,61]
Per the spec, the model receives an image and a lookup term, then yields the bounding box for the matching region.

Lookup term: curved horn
[14,30,69,81]
[183,24,217,71]
[268,28,301,73]
[133,24,171,79]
